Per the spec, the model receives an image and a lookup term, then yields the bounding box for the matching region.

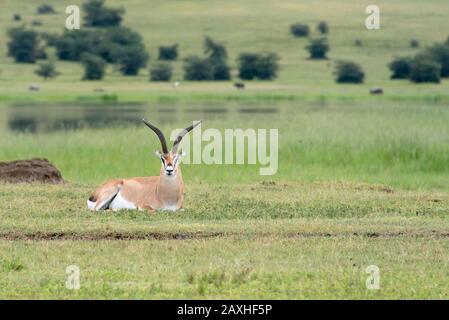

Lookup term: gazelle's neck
[156,166,183,203]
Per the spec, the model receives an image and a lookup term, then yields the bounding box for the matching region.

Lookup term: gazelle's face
[156,151,183,176]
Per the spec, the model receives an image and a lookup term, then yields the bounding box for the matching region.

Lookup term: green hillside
[1,0,448,102]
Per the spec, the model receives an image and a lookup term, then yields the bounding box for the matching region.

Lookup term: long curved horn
[172,120,202,154]
[142,119,168,154]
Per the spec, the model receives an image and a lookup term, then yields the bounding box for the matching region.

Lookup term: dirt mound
[0,158,63,183]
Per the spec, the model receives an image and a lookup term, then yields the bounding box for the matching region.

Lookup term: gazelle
[87,120,201,212]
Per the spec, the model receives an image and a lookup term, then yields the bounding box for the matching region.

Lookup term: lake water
[1,103,282,133]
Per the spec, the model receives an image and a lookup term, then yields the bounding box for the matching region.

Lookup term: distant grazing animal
[28,84,40,91]
[173,81,181,88]
[234,82,245,90]
[93,88,105,92]
[370,87,383,95]
[87,120,201,212]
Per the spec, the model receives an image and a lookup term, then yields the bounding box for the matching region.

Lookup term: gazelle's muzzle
[165,165,174,175]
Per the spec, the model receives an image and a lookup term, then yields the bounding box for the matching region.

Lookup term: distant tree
[237,53,258,80]
[158,44,178,60]
[34,62,59,79]
[111,45,149,75]
[7,27,40,63]
[37,4,56,14]
[306,38,329,59]
[410,39,420,48]
[317,21,329,34]
[253,53,279,80]
[35,48,48,60]
[83,0,124,27]
[335,61,365,83]
[425,43,449,77]
[237,52,279,80]
[290,23,309,37]
[209,60,231,80]
[388,57,412,79]
[40,32,59,47]
[50,26,149,68]
[52,30,99,61]
[99,27,147,63]
[150,63,173,81]
[204,36,231,80]
[183,56,213,80]
[204,36,227,62]
[81,53,106,80]
[409,59,441,83]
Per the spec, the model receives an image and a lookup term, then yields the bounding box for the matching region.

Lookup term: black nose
[166,168,173,174]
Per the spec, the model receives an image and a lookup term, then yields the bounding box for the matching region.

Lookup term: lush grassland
[1,101,448,190]
[1,182,449,299]
[0,0,449,103]
[1,0,449,299]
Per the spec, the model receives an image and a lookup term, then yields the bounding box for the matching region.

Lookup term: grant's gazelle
[87,120,200,212]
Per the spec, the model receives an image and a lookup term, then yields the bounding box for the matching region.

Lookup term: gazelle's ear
[155,150,162,157]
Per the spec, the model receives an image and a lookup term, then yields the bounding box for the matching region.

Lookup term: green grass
[1,182,449,299]
[1,101,449,190]
[1,0,449,299]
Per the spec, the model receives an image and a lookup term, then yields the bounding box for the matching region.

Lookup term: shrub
[335,61,365,83]
[317,21,329,34]
[204,36,228,62]
[410,39,420,48]
[35,48,48,60]
[81,53,106,80]
[50,26,149,72]
[183,56,213,81]
[237,52,279,80]
[210,60,231,80]
[158,44,178,60]
[388,57,412,79]
[290,23,309,37]
[52,30,99,61]
[34,62,59,79]
[354,39,362,47]
[111,44,149,75]
[13,14,21,21]
[37,4,56,14]
[7,27,40,63]
[150,63,173,81]
[409,59,441,83]
[306,38,329,59]
[204,36,231,80]
[83,0,124,27]
[425,43,449,77]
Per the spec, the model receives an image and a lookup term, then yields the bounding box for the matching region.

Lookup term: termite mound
[0,158,63,183]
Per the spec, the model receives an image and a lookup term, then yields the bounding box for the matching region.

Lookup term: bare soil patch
[0,158,63,183]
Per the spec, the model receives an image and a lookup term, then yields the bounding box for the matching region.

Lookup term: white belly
[109,192,137,211]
